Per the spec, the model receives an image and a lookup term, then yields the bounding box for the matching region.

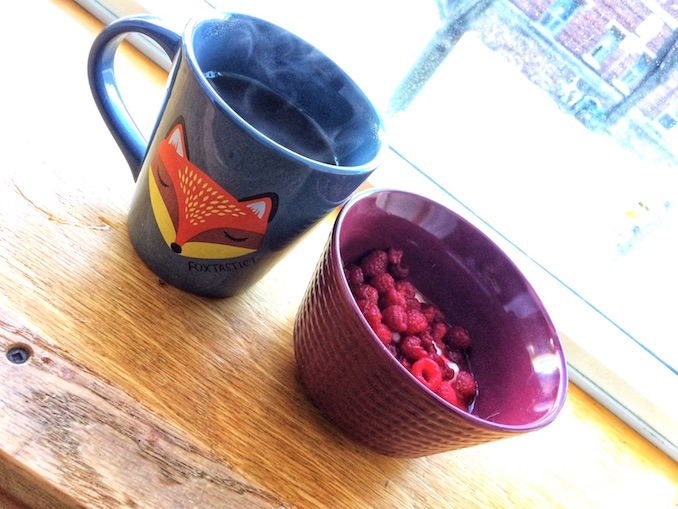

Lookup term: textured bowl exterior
[294,243,509,457]
[293,189,568,457]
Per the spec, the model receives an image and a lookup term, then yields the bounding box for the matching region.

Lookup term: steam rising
[194,15,382,167]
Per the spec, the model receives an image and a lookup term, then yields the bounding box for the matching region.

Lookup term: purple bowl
[293,189,568,457]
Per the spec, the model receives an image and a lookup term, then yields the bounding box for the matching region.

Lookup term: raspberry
[382,305,408,332]
[455,370,477,401]
[387,247,404,265]
[347,246,478,413]
[344,263,364,286]
[411,357,442,392]
[431,322,447,342]
[400,335,428,361]
[405,298,422,311]
[360,249,389,278]
[352,283,379,303]
[417,330,434,353]
[370,272,395,295]
[439,357,458,379]
[405,309,429,334]
[446,348,465,366]
[387,247,410,279]
[373,322,393,345]
[422,303,445,324]
[357,299,382,329]
[395,280,416,299]
[431,353,446,369]
[389,262,410,280]
[421,303,438,324]
[436,380,461,408]
[447,325,472,350]
[431,351,457,380]
[379,288,407,309]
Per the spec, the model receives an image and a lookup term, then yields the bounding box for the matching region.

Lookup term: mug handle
[88,16,182,181]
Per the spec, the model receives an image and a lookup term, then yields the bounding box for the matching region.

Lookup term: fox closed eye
[156,167,171,188]
[224,231,248,243]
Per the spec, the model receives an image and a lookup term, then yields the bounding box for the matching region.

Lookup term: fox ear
[242,193,279,223]
[167,124,187,158]
[246,201,269,220]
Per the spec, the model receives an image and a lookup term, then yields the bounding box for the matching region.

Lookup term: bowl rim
[332,187,569,433]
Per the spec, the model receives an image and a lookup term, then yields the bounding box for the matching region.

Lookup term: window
[583,23,626,69]
[659,112,677,130]
[540,0,584,34]
[77,0,678,461]
[614,53,654,94]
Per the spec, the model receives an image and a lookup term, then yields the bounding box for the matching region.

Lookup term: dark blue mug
[88,12,386,297]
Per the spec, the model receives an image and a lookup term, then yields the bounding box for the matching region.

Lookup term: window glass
[387,0,678,350]
[381,0,677,458]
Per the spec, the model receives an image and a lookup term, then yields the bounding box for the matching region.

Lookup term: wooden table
[1,1,676,507]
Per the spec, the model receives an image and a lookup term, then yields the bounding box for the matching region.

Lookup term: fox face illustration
[148,123,277,259]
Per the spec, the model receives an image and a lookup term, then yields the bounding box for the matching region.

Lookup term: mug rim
[181,12,388,175]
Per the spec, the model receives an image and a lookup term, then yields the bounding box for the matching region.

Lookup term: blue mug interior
[186,14,385,168]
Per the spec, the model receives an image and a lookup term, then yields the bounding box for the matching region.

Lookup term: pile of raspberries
[344,247,477,410]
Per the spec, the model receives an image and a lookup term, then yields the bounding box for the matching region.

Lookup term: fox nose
[171,243,182,254]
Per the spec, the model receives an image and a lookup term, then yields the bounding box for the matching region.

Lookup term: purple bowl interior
[338,190,567,428]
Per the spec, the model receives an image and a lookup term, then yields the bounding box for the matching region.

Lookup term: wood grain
[0,0,676,508]
[0,307,287,509]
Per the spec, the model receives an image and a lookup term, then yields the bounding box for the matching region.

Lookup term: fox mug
[88,12,386,297]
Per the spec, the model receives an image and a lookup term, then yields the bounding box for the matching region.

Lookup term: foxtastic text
[187,258,256,273]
